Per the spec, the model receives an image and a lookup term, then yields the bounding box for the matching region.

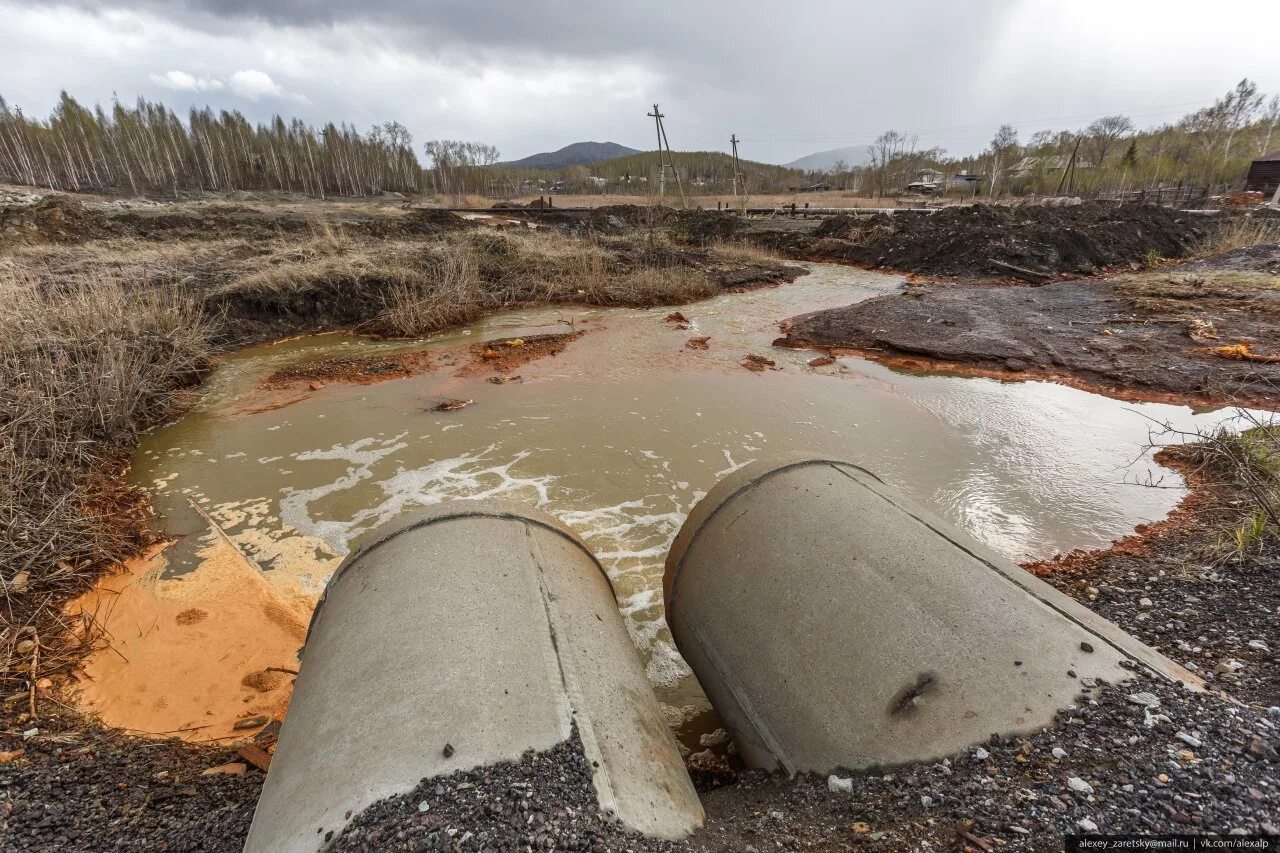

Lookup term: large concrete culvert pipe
[664,454,1202,775]
[245,501,702,853]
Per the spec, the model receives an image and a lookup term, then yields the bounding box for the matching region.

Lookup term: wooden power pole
[730,134,745,204]
[647,104,686,206]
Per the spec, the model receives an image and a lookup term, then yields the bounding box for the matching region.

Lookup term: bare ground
[777,246,1280,408]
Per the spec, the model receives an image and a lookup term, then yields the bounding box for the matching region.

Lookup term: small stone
[1157,773,1170,784]
[919,795,933,807]
[827,774,853,794]
[1175,731,1202,748]
[768,810,785,820]
[417,801,430,813]
[1080,642,1094,654]
[973,747,989,760]
[21,728,37,741]
[1247,737,1279,762]
[201,762,248,776]
[1067,777,1093,794]
[1248,640,1270,652]
[1139,597,1153,607]
[699,728,729,747]
[1268,707,1280,718]
[1077,818,1098,833]
[1052,747,1068,759]
[442,743,455,758]
[233,715,269,730]
[1127,692,1160,708]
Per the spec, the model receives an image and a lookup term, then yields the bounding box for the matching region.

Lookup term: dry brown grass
[0,267,213,694]
[215,228,722,338]
[709,239,784,265]
[1198,215,1280,256]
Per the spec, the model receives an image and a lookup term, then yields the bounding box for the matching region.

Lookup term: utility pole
[730,134,745,205]
[1056,136,1082,196]
[647,104,686,206]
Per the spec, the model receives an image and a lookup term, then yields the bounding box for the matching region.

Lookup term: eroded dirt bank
[778,245,1280,408]
[749,202,1208,279]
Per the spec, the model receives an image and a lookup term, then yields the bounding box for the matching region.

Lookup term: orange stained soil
[67,534,311,743]
[458,331,587,377]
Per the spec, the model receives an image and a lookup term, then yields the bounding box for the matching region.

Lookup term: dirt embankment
[778,245,1280,407]
[751,202,1206,279]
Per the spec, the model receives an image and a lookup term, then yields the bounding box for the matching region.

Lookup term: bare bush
[1141,409,1280,561]
[0,269,212,689]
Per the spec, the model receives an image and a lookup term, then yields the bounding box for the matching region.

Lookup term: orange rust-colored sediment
[458,331,586,377]
[260,349,435,390]
[67,535,311,743]
[800,341,1277,410]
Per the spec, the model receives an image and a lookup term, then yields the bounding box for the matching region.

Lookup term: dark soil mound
[671,209,746,246]
[756,203,1207,278]
[0,196,99,245]
[587,204,679,234]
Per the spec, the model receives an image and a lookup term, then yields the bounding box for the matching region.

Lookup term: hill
[586,150,804,191]
[500,141,640,170]
[783,145,870,173]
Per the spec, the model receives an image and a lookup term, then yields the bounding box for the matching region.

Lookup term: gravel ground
[328,677,1279,851]
[0,706,262,852]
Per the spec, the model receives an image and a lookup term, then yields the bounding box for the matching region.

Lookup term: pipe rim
[663,453,885,622]
[306,500,613,641]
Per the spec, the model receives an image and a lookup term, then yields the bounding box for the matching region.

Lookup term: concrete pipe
[246,501,702,853]
[664,454,1201,775]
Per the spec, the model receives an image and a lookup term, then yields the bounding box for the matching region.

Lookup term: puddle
[71,264,1259,742]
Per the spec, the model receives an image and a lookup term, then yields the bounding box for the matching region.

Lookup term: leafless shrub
[1139,408,1280,561]
[0,268,212,691]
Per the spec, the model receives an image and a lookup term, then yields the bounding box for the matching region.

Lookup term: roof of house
[1254,150,1280,163]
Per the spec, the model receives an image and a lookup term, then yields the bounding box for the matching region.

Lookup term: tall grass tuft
[1,267,212,683]
[1198,215,1280,256]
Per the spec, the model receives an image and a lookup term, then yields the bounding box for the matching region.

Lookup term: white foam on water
[280,444,556,557]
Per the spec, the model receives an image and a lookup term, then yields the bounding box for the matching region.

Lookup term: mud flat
[778,245,1280,408]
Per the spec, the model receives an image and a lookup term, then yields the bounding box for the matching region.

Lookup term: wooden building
[1245,151,1280,196]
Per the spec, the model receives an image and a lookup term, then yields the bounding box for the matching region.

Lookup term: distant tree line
[834,78,1280,199]
[0,91,422,197]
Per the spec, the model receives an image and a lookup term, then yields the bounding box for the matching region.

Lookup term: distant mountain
[500,141,641,170]
[783,145,870,173]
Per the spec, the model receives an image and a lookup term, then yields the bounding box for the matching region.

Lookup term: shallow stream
[73,264,1249,743]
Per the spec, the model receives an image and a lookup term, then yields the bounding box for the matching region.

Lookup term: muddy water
[73,265,1250,743]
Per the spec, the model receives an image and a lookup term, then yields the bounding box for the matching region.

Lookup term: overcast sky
[5,1,1280,165]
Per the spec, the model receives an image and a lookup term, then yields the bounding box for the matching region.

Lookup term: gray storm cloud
[7,0,1280,164]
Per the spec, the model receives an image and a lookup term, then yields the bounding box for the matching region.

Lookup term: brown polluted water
[68,264,1258,744]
